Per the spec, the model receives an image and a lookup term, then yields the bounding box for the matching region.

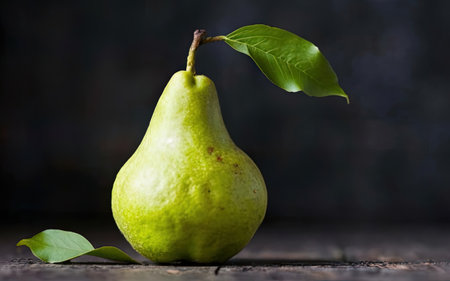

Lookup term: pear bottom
[111,153,267,263]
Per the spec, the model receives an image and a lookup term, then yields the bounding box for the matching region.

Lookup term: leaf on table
[17,229,140,264]
[224,24,348,103]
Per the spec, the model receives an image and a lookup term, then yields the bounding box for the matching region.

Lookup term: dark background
[1,0,449,224]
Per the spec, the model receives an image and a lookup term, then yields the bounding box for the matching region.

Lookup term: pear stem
[186,30,225,74]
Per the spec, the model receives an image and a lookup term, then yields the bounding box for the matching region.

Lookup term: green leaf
[224,24,348,103]
[17,229,140,264]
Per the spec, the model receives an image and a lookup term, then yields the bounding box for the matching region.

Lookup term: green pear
[112,70,267,263]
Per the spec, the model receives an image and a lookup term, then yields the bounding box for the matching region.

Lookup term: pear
[111,70,267,263]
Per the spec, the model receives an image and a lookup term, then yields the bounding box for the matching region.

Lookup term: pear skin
[112,71,267,263]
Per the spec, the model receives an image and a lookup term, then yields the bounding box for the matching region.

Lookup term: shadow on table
[142,258,351,268]
[226,258,349,267]
[20,258,351,267]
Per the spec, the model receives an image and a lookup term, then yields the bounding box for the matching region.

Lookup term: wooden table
[2,221,450,280]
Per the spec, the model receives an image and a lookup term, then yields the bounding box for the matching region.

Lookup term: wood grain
[3,222,450,280]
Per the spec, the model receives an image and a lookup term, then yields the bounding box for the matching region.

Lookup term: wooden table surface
[2,221,450,280]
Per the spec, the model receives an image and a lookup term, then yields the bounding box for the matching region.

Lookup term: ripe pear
[111,70,267,263]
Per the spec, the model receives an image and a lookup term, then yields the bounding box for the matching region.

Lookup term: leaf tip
[335,88,349,104]
[344,95,350,104]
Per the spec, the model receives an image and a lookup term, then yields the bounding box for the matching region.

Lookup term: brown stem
[186,30,225,74]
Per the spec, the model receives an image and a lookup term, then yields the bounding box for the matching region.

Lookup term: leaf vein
[226,37,325,88]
